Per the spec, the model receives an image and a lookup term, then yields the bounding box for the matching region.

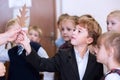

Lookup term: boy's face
[71,25,92,46]
[107,16,120,32]
[60,20,75,41]
[28,29,40,43]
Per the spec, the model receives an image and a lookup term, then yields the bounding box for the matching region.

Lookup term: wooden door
[30,0,57,57]
[0,0,57,57]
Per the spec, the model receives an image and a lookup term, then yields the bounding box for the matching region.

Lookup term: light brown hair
[107,10,120,21]
[59,16,78,30]
[97,31,120,63]
[57,13,70,26]
[5,19,18,31]
[28,25,42,38]
[78,14,102,45]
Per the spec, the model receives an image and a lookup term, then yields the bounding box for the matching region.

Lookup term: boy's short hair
[97,31,120,63]
[78,14,102,45]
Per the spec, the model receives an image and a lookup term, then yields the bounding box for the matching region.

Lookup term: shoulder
[30,41,41,52]
[58,47,73,54]
[30,41,41,47]
[89,52,103,66]
[8,46,18,51]
[56,47,74,59]
[105,73,120,80]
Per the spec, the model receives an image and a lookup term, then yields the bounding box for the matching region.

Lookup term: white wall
[56,0,120,32]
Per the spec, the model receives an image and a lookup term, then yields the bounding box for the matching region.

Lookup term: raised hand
[16,30,31,54]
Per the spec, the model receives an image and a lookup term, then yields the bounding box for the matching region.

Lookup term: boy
[19,14,104,80]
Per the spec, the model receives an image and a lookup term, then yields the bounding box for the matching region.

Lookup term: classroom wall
[56,0,120,32]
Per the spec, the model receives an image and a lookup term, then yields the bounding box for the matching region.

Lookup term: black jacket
[26,47,103,80]
[7,42,41,80]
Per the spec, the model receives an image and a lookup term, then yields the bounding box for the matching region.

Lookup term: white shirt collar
[74,48,89,80]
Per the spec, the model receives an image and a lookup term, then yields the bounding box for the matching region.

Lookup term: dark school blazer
[25,47,104,80]
[7,41,41,80]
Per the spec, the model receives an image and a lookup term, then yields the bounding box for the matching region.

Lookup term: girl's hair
[57,13,70,26]
[78,14,102,45]
[107,10,120,20]
[97,31,120,63]
[59,15,78,30]
[5,19,18,49]
[5,19,18,31]
[28,25,42,38]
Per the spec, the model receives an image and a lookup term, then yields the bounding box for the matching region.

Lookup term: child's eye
[61,28,64,31]
[106,21,109,25]
[35,34,39,37]
[67,28,71,31]
[29,33,32,35]
[73,29,76,31]
[111,22,115,25]
[78,30,81,33]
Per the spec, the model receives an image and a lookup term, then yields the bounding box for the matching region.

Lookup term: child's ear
[87,37,93,44]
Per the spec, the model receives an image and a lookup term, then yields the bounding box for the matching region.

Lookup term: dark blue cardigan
[7,42,41,80]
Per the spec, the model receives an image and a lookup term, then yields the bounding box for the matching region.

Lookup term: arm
[0,45,9,62]
[37,47,49,58]
[0,27,21,45]
[25,49,58,72]
[0,62,6,76]
[18,31,59,72]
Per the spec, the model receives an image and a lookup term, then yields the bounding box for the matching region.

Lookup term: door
[30,0,57,57]
[0,0,57,57]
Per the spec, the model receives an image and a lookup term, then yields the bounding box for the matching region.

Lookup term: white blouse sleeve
[105,73,120,80]
[38,47,54,80]
[0,45,9,62]
[37,47,49,58]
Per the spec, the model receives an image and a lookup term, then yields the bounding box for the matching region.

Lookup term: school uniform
[0,76,5,80]
[25,46,104,80]
[101,69,120,80]
[59,41,72,49]
[7,42,41,80]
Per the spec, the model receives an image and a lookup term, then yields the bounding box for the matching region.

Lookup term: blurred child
[0,28,20,79]
[107,10,120,32]
[0,19,41,80]
[104,10,120,74]
[59,15,78,49]
[95,31,120,80]
[19,14,103,80]
[0,21,21,80]
[28,25,54,80]
[55,13,69,48]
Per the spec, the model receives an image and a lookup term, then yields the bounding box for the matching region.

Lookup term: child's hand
[16,30,31,54]
[0,62,6,76]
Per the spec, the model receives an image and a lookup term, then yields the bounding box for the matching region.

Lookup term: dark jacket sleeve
[25,48,61,72]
